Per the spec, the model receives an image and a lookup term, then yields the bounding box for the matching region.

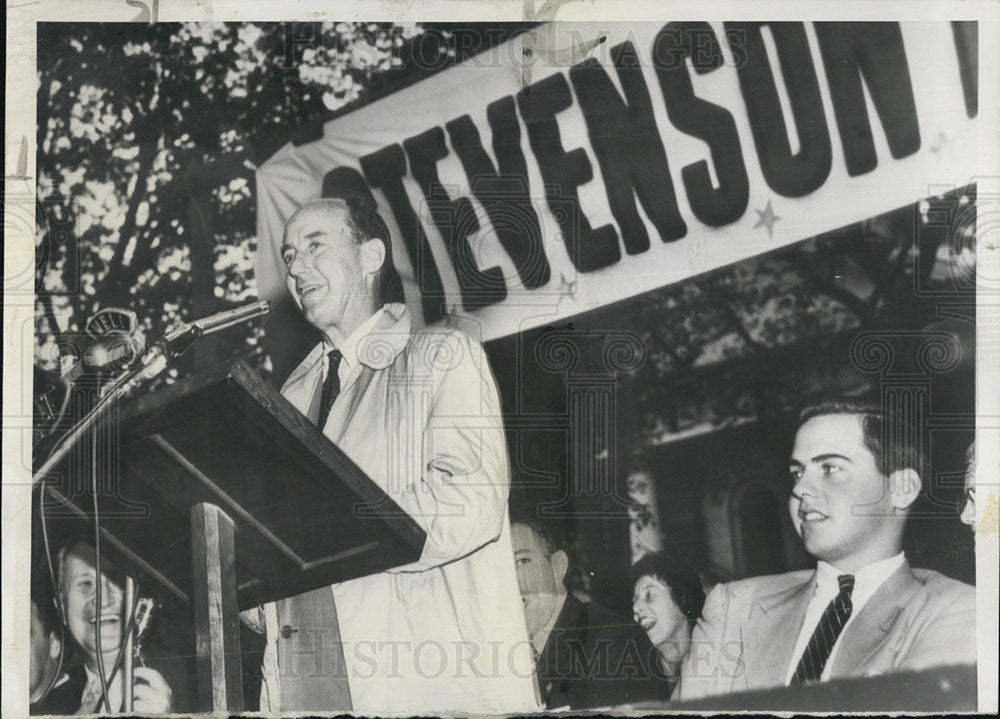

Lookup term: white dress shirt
[322,307,385,392]
[784,552,906,684]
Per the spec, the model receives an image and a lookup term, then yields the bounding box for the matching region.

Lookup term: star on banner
[929,131,951,154]
[556,274,576,305]
[754,200,781,238]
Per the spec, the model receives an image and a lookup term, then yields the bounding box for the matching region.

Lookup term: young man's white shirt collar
[784,551,906,684]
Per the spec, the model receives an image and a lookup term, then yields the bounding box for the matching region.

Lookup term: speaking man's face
[282,203,366,337]
[788,414,898,571]
[60,543,125,661]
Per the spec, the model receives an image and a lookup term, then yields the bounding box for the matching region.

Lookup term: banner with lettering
[256,21,979,343]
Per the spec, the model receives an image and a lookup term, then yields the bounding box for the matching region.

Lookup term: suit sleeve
[675,582,731,702]
[897,582,978,671]
[390,330,510,571]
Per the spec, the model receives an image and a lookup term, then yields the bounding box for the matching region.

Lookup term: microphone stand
[31,325,190,488]
[31,299,270,713]
[32,360,153,488]
[32,300,269,488]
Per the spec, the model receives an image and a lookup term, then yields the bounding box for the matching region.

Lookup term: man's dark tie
[791,574,855,685]
[317,349,342,429]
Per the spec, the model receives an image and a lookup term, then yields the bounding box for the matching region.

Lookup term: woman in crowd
[631,552,706,696]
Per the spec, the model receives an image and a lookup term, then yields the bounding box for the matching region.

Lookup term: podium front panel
[38,357,426,610]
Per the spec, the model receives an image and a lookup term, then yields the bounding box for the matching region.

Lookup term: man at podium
[245,194,538,713]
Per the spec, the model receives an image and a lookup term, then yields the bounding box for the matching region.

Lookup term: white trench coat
[251,304,538,714]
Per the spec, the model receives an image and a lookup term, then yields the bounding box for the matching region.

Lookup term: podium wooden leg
[191,502,244,712]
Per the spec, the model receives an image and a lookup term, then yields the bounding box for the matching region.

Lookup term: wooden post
[191,502,244,711]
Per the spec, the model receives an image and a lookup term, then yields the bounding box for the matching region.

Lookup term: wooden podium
[37,357,427,711]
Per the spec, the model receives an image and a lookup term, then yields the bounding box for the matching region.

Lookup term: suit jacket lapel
[830,560,920,677]
[741,575,814,690]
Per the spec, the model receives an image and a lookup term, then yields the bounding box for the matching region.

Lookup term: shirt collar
[31,668,70,704]
[336,302,411,371]
[327,307,386,370]
[815,552,906,608]
[83,663,102,685]
[285,303,412,393]
[82,663,122,701]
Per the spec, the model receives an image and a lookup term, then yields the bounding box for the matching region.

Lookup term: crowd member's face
[512,523,565,636]
[632,575,686,648]
[960,448,976,529]
[60,543,124,661]
[788,414,903,572]
[30,601,61,700]
[282,203,367,337]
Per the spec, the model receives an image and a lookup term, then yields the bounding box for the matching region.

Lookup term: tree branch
[716,296,766,353]
[38,294,62,337]
[101,138,161,306]
[787,251,876,327]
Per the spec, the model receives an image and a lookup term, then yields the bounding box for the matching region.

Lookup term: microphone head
[82,329,146,370]
[82,342,112,368]
[83,307,145,370]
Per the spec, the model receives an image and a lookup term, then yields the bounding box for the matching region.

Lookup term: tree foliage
[615,191,975,442]
[34,21,454,381]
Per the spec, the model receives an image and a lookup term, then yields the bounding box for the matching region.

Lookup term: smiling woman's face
[632,574,686,648]
[60,543,124,661]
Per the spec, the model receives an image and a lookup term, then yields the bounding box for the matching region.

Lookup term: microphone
[83,330,146,369]
[191,300,271,336]
[80,307,146,370]
[132,300,271,382]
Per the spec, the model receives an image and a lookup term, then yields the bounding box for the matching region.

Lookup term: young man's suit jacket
[676,559,976,701]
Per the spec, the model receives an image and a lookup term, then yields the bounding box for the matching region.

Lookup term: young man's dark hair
[510,515,560,557]
[798,399,927,481]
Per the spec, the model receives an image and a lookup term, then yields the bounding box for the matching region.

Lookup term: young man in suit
[676,400,976,701]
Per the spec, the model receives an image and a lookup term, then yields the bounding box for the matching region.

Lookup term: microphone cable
[91,422,112,714]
